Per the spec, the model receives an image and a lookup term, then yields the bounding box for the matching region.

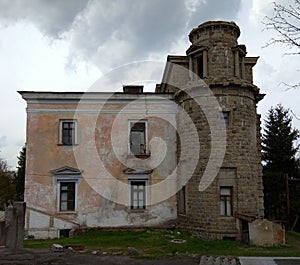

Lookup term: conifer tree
[262,104,299,224]
[15,145,26,201]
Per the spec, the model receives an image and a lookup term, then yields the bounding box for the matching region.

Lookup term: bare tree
[263,1,300,88]
[264,0,300,52]
[0,158,16,209]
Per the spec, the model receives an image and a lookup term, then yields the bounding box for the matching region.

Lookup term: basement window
[59,229,71,238]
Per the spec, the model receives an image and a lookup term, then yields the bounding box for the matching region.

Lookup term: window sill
[57,144,78,147]
[127,154,151,159]
[129,209,148,213]
[219,215,234,219]
[57,211,77,215]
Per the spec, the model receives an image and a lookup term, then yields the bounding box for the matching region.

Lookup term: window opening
[130,181,146,210]
[130,122,146,155]
[220,186,233,216]
[60,182,75,211]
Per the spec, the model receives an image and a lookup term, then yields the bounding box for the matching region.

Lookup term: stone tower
[157,21,265,240]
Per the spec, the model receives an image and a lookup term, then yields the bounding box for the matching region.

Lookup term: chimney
[123,85,144,94]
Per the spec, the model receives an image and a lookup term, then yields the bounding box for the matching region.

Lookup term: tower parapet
[189,21,240,46]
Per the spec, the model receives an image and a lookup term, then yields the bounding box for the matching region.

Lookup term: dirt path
[0,248,199,265]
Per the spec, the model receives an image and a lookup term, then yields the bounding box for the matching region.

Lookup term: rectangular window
[130,180,146,210]
[197,54,204,78]
[60,182,75,211]
[129,121,147,155]
[60,120,76,145]
[222,111,230,126]
[220,187,233,216]
[178,186,187,215]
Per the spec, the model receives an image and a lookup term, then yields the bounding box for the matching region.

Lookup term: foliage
[14,145,26,201]
[24,228,300,258]
[262,104,299,224]
[0,158,16,210]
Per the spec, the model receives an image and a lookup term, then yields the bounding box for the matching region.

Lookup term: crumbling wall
[249,219,285,246]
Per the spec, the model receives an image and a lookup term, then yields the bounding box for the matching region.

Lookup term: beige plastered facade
[21,92,178,239]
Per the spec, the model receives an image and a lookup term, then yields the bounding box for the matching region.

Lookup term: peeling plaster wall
[23,93,178,238]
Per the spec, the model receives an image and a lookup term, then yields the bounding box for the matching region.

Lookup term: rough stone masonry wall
[176,85,264,239]
[172,21,265,239]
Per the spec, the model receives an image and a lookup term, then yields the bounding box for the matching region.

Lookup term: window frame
[197,54,204,79]
[220,186,233,217]
[192,50,208,79]
[56,179,79,213]
[178,186,187,215]
[221,111,230,126]
[128,120,148,156]
[59,181,76,212]
[51,167,81,214]
[59,119,77,146]
[129,179,148,211]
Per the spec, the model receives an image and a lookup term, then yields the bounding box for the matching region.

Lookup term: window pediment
[123,167,153,175]
[51,166,82,176]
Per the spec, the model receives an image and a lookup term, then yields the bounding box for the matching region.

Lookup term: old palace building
[20,21,265,241]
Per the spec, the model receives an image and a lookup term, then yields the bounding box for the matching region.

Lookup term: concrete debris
[51,244,63,252]
[199,256,238,265]
[170,239,187,243]
[127,247,139,256]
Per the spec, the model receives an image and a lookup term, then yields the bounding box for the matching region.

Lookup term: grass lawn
[24,228,300,258]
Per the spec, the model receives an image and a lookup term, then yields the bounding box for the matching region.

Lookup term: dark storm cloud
[68,0,189,68]
[0,0,242,69]
[0,0,89,37]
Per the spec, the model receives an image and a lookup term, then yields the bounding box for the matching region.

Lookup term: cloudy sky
[0,0,299,168]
